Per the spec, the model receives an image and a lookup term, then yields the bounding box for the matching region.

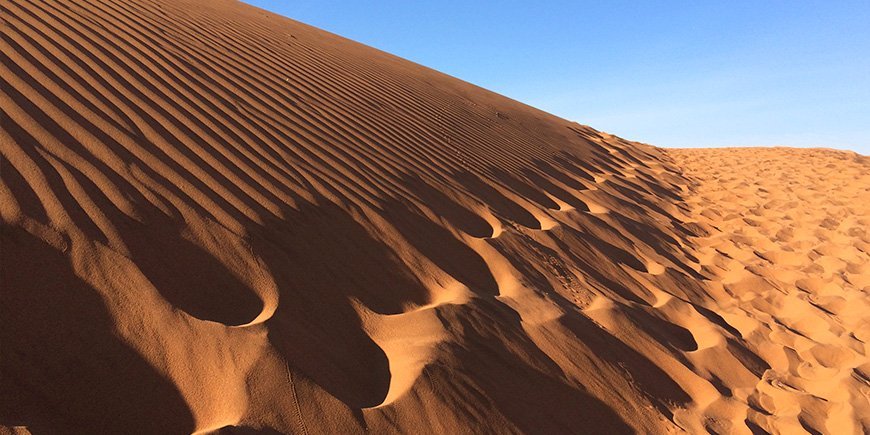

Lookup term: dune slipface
[0,1,867,434]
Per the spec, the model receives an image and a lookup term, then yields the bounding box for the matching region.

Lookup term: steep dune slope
[1,1,867,434]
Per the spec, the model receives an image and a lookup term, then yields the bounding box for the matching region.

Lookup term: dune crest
[1,1,867,434]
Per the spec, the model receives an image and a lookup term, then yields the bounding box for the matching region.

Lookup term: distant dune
[1,1,867,434]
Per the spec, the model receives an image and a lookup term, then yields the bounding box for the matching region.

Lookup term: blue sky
[244,1,870,154]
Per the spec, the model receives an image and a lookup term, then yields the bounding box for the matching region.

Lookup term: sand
[0,0,867,434]
[665,148,870,434]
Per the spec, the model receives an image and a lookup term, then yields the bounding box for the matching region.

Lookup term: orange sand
[1,1,867,434]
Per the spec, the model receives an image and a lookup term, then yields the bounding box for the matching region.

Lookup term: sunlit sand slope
[1,0,867,434]
[667,147,869,434]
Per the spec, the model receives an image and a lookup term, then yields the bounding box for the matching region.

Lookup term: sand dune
[0,0,867,434]
[666,148,869,434]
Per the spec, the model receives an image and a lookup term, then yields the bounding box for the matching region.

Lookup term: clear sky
[243,1,870,154]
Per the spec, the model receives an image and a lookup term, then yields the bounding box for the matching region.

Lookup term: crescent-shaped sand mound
[1,1,867,434]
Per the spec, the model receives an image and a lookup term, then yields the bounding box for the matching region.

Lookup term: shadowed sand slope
[0,0,867,433]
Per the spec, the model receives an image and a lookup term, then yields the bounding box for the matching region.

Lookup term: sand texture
[1,1,867,434]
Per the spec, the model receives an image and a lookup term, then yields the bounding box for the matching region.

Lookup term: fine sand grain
[1,1,867,434]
